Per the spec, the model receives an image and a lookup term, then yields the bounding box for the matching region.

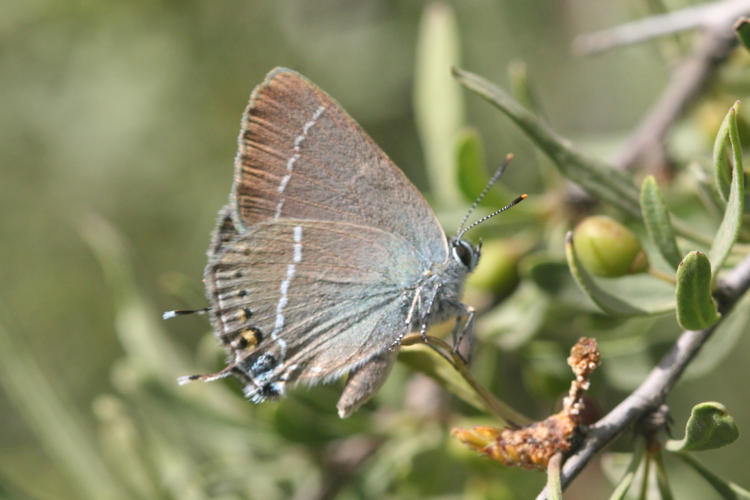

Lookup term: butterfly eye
[452,240,475,269]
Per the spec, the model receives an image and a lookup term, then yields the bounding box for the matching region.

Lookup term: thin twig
[573,1,750,172]
[615,26,738,171]
[535,252,750,499]
[573,0,750,55]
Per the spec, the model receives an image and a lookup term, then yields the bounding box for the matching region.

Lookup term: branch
[615,26,738,171]
[573,0,750,55]
[535,252,750,500]
[574,1,750,172]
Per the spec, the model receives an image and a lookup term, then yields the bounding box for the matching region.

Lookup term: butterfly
[170,67,524,417]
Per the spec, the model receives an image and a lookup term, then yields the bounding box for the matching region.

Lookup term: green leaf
[673,453,750,499]
[734,17,750,53]
[566,232,674,316]
[451,66,642,218]
[675,251,720,330]
[478,281,549,350]
[607,443,645,500]
[508,59,543,114]
[455,128,509,206]
[272,390,367,444]
[666,402,739,452]
[525,257,586,301]
[640,175,682,269]
[709,102,745,272]
[451,66,714,247]
[0,317,131,500]
[689,161,724,219]
[508,60,564,190]
[684,290,750,380]
[713,107,733,202]
[414,3,464,205]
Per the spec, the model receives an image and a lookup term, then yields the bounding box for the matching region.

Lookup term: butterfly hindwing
[205,217,427,400]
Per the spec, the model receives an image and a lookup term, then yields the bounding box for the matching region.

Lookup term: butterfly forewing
[232,67,448,264]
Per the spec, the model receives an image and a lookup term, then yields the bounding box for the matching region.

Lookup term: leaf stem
[648,266,677,285]
[638,453,651,500]
[653,448,675,500]
[401,333,532,426]
[546,453,564,500]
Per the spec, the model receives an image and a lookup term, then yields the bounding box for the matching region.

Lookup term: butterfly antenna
[456,193,527,241]
[456,153,514,237]
[162,307,210,320]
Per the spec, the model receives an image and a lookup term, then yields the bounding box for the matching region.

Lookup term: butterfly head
[450,237,481,272]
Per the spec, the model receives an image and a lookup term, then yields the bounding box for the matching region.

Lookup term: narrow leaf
[455,128,509,206]
[674,453,750,499]
[709,102,745,271]
[452,66,713,246]
[653,449,674,500]
[525,256,599,312]
[452,66,642,217]
[608,443,645,500]
[478,281,548,350]
[713,108,733,202]
[684,290,750,380]
[508,60,542,113]
[734,17,750,53]
[566,232,673,316]
[675,251,720,330]
[689,161,724,219]
[665,402,739,452]
[0,318,131,500]
[508,60,564,190]
[640,175,682,269]
[415,3,464,204]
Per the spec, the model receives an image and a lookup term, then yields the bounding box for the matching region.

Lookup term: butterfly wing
[231,67,448,264]
[205,216,425,401]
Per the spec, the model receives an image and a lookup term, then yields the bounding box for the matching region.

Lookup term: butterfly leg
[450,303,475,364]
[414,283,459,364]
[419,283,442,342]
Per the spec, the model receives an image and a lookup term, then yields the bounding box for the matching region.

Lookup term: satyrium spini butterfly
[166,67,525,417]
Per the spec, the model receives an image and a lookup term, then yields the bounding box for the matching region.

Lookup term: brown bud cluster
[567,336,601,380]
[452,337,600,469]
[563,337,601,419]
[452,412,577,470]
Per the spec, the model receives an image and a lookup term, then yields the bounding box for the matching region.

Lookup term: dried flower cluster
[452,337,601,469]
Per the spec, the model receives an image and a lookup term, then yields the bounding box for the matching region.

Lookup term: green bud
[573,216,648,277]
[467,239,520,296]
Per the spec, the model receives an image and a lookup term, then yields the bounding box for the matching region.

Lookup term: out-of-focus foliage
[2,1,750,499]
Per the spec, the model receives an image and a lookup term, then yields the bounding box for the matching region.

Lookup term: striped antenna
[456,193,528,241]
[456,154,514,237]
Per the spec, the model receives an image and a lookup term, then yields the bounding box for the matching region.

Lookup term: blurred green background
[2,0,749,499]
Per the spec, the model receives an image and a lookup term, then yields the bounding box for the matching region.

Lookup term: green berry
[573,216,648,277]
